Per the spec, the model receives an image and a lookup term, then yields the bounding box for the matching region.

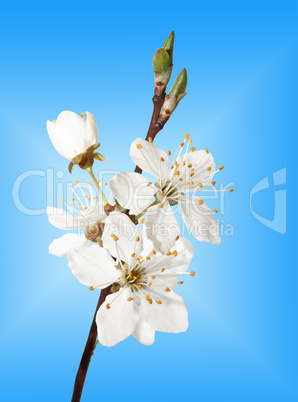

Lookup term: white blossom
[46,111,98,160]
[68,212,194,346]
[110,136,222,253]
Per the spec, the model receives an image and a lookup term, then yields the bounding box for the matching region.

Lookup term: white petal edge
[110,172,157,215]
[67,245,121,287]
[49,233,88,257]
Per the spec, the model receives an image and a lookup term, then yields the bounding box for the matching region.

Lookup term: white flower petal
[175,150,216,192]
[85,111,98,147]
[180,197,221,245]
[145,237,194,276]
[130,138,170,180]
[81,203,107,226]
[47,120,73,160]
[67,245,120,287]
[49,233,88,257]
[46,204,106,231]
[144,200,179,254]
[46,207,81,230]
[141,287,188,333]
[102,212,143,265]
[110,172,157,215]
[132,315,155,346]
[56,111,86,159]
[96,288,139,346]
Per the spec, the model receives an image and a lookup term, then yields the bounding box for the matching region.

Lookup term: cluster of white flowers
[46,110,231,347]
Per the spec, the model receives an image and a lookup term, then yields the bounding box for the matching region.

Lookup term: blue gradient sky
[1,1,296,401]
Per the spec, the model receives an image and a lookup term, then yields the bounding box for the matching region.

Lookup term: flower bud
[162,30,175,63]
[168,68,187,98]
[158,68,187,124]
[152,48,171,74]
[152,31,175,96]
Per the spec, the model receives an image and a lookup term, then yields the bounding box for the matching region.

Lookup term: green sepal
[93,152,106,162]
[67,142,104,174]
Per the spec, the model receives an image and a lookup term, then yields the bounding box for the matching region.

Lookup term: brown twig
[135,93,166,174]
[71,287,110,402]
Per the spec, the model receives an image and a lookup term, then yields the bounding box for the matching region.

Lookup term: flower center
[155,180,179,205]
[118,264,146,291]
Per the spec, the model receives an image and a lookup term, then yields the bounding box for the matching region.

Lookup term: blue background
[1,1,296,401]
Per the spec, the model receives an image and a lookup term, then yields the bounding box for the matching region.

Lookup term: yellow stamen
[167,150,171,155]
[219,165,224,170]
[228,188,234,193]
[140,219,145,224]
[207,167,212,172]
[127,297,133,302]
[151,250,156,255]
[198,183,203,188]
[212,209,218,213]
[166,251,171,256]
[146,256,151,261]
[114,264,119,269]
[188,138,193,144]
[165,287,171,292]
[151,275,156,279]
[190,146,196,152]
[53,119,57,123]
[136,144,142,149]
[136,236,140,242]
[161,268,165,272]
[131,253,135,257]
[177,281,184,285]
[146,295,150,300]
[75,180,79,184]
[160,157,165,162]
[175,235,180,240]
[184,134,189,139]
[88,286,94,291]
[172,250,178,257]
[190,271,195,276]
[198,199,204,205]
[211,181,216,186]
[148,137,153,143]
[106,303,110,309]
[156,300,162,304]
